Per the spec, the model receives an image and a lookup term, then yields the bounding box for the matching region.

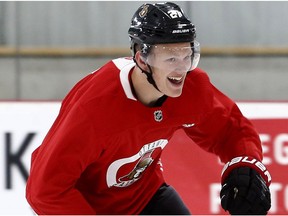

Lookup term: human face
[144,42,195,97]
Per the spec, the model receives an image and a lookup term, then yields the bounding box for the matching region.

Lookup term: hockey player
[26,2,271,215]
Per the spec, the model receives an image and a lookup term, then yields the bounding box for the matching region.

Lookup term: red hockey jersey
[26,57,262,214]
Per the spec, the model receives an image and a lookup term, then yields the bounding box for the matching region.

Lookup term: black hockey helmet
[128,2,196,56]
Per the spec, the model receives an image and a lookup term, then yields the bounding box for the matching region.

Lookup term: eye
[166,57,176,63]
[184,55,192,61]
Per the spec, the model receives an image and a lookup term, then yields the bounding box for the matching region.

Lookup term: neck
[131,67,164,107]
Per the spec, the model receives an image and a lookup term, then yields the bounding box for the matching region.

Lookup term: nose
[174,60,191,73]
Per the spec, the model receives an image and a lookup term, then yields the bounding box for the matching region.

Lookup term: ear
[135,51,149,71]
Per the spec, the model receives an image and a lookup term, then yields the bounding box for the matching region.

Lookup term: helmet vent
[153,13,158,18]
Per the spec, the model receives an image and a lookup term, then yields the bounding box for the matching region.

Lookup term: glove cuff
[221,156,272,186]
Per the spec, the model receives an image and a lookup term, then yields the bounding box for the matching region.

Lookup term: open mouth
[168,76,184,85]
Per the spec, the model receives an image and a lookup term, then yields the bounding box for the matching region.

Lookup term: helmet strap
[133,57,161,92]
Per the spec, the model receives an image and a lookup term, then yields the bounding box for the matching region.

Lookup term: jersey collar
[113,58,137,101]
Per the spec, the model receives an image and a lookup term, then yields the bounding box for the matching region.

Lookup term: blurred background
[0,1,288,101]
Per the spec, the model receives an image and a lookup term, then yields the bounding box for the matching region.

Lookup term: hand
[220,157,271,215]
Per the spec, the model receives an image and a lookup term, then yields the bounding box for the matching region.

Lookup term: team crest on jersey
[106,139,168,188]
[154,110,163,122]
[118,150,154,186]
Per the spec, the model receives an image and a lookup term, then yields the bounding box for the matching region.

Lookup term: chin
[168,90,183,98]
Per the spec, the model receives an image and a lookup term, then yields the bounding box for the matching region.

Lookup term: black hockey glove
[220,156,271,215]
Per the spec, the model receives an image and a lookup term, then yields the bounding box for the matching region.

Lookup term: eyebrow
[157,47,193,56]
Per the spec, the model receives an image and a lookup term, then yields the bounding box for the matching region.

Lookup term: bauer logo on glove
[220,156,271,215]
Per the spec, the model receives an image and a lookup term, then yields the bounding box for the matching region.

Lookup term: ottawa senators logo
[106,139,168,187]
[119,150,154,183]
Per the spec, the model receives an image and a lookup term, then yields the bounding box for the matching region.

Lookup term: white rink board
[0,101,287,215]
[0,102,60,215]
[238,102,288,119]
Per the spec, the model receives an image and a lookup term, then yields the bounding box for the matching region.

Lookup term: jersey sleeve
[183,83,262,164]
[26,104,101,214]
